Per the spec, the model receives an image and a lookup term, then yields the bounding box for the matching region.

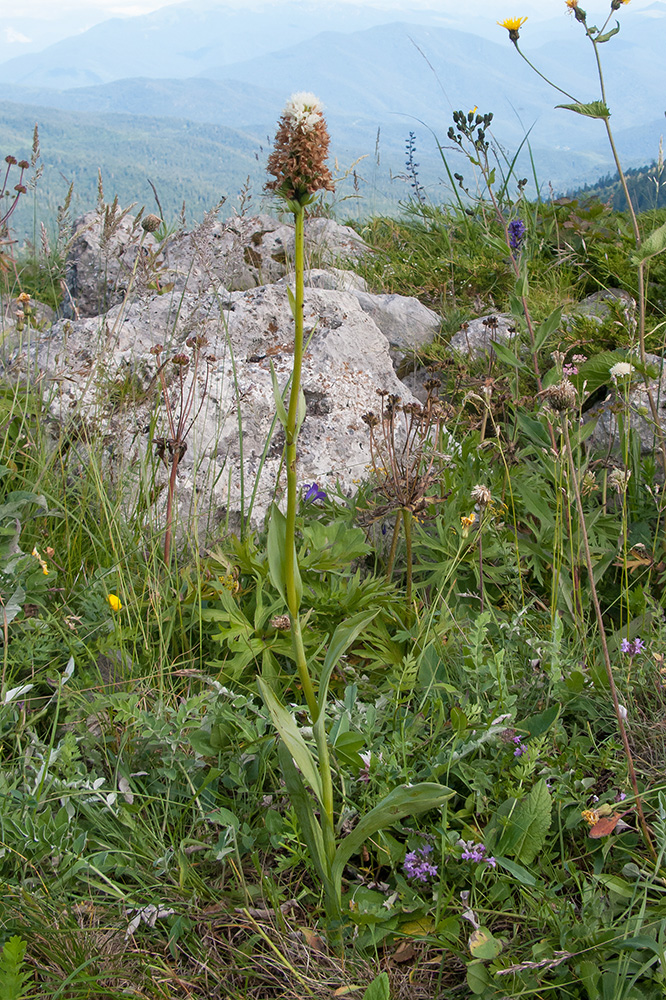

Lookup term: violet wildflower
[508,219,526,250]
[512,735,527,757]
[621,637,646,657]
[459,840,497,868]
[403,844,438,882]
[563,363,578,377]
[302,482,327,503]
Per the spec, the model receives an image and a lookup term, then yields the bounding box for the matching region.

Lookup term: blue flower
[302,482,327,503]
[508,219,526,250]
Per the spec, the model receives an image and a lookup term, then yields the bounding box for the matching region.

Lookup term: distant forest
[568,156,666,212]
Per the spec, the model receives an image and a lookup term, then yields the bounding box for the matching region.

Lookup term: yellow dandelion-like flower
[461,513,476,538]
[107,594,123,612]
[497,16,528,40]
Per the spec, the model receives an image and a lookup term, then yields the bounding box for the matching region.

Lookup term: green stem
[561,417,656,862]
[402,508,413,611]
[282,205,318,720]
[385,511,402,579]
[513,42,581,103]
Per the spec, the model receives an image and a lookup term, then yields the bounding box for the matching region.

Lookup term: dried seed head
[171,353,189,367]
[362,412,380,428]
[471,484,492,507]
[270,614,291,631]
[542,379,577,412]
[141,213,162,233]
[17,160,30,170]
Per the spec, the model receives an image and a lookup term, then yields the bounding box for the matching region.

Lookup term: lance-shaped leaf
[269,361,288,429]
[534,306,562,352]
[277,742,337,906]
[317,610,378,715]
[631,221,666,265]
[556,101,610,119]
[266,504,302,608]
[331,782,453,891]
[258,679,323,806]
[596,21,620,43]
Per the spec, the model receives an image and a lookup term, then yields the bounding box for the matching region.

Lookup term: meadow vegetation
[3,4,666,998]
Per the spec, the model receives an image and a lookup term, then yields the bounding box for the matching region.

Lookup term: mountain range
[1,0,664,237]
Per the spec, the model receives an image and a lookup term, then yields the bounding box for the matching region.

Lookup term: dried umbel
[266,92,334,206]
[541,379,577,413]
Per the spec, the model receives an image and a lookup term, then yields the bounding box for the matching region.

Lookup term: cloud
[3,28,32,44]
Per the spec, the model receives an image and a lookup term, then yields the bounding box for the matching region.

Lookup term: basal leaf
[556,101,610,119]
[258,679,323,805]
[331,783,453,892]
[362,972,390,1000]
[511,779,552,865]
[277,742,332,899]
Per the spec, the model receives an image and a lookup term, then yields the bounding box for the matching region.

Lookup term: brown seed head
[542,379,577,412]
[141,213,162,233]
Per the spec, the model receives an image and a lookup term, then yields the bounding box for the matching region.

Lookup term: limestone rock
[21,282,415,534]
[449,314,517,360]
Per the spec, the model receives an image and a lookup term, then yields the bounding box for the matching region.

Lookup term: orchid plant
[259,93,452,937]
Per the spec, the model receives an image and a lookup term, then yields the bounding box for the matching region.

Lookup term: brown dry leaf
[299,926,326,953]
[589,811,631,838]
[392,940,417,963]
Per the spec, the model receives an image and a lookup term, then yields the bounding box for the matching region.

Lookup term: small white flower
[609,361,634,380]
[618,704,628,720]
[283,91,324,131]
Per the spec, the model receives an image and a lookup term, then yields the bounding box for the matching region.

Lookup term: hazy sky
[11,0,664,21]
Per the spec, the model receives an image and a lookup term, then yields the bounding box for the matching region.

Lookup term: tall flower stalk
[258,95,453,940]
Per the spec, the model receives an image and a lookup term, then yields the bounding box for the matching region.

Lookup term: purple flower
[508,219,526,250]
[512,735,527,757]
[621,638,646,657]
[459,840,496,868]
[403,844,438,882]
[302,482,327,503]
[563,363,578,377]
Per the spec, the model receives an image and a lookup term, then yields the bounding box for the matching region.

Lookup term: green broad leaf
[511,779,552,865]
[469,926,503,960]
[450,705,468,737]
[257,679,323,806]
[556,100,611,119]
[618,936,665,955]
[493,855,537,887]
[593,874,635,899]
[596,21,620,43]
[534,306,563,352]
[2,585,25,627]
[491,339,528,371]
[333,730,365,769]
[466,960,492,995]
[331,782,453,891]
[631,221,666,264]
[269,361,288,429]
[362,972,390,1000]
[522,704,560,739]
[277,741,334,901]
[318,610,378,714]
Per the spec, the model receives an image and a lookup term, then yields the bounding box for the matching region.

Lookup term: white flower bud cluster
[283,91,325,132]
